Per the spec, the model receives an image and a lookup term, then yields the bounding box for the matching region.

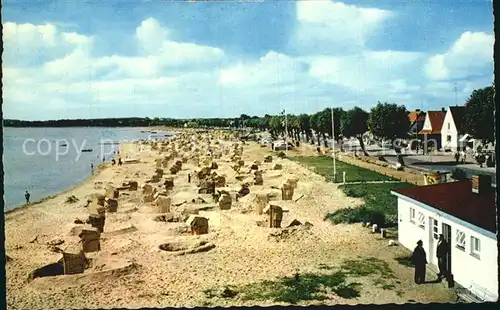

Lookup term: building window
[455,229,466,251]
[471,236,481,258]
[410,208,416,224]
[448,123,450,130]
[447,135,452,142]
[417,212,425,229]
[432,219,439,239]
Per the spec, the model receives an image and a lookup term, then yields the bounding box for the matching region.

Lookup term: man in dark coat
[411,240,428,284]
[436,234,449,279]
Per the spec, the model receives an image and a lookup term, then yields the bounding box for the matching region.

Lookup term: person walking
[25,190,31,205]
[436,234,449,280]
[91,163,94,174]
[411,240,428,284]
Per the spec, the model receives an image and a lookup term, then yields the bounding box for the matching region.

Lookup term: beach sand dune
[5,130,456,309]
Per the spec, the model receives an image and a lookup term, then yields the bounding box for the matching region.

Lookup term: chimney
[472,175,492,195]
[441,107,446,112]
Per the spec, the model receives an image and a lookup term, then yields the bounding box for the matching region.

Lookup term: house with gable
[441,106,467,152]
[419,108,446,153]
[391,175,497,302]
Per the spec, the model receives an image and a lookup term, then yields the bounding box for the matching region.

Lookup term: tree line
[3,117,185,128]
[4,85,494,146]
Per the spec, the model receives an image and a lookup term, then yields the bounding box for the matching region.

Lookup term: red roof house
[419,110,446,135]
[391,176,497,301]
[392,180,496,233]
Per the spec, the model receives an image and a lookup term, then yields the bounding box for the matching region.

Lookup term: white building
[419,110,446,153]
[391,176,497,301]
[441,106,466,152]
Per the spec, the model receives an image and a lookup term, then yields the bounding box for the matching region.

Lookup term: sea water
[2,127,168,211]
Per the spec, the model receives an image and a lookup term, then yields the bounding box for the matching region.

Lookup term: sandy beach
[5,129,457,309]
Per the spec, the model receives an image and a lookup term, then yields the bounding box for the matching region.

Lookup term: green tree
[309,112,321,146]
[240,114,251,120]
[299,114,311,143]
[317,109,330,147]
[328,108,344,140]
[269,115,284,138]
[368,102,409,141]
[368,102,409,165]
[315,108,343,147]
[341,107,369,156]
[464,85,495,143]
[289,115,302,141]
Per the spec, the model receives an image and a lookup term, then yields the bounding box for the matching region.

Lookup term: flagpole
[285,110,288,156]
[331,107,336,182]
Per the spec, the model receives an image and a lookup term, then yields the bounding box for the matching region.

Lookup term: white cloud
[2,21,94,67]
[219,51,305,87]
[2,18,228,119]
[425,31,493,80]
[135,17,225,66]
[3,22,58,47]
[292,1,392,55]
[307,51,425,92]
[135,17,169,54]
[1,6,494,120]
[157,41,225,66]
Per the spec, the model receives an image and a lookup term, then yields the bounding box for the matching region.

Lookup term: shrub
[370,211,386,227]
[325,206,386,226]
[378,156,386,162]
[384,214,398,225]
[344,188,367,198]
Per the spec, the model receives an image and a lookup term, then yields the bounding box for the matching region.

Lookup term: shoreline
[3,128,181,215]
[4,160,110,215]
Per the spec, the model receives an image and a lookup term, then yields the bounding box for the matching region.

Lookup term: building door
[442,223,452,274]
[429,217,439,266]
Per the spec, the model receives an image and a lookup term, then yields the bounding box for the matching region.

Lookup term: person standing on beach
[411,240,428,284]
[25,191,30,204]
[91,163,94,174]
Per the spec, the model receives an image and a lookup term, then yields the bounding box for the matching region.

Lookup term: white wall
[397,198,498,300]
[422,115,433,131]
[441,109,459,151]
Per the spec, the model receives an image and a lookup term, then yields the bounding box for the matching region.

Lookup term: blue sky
[2,0,494,120]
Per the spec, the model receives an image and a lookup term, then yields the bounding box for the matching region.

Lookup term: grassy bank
[291,156,414,226]
[203,257,402,304]
[326,182,414,226]
[291,156,394,183]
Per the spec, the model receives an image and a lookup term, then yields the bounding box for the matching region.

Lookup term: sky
[2,0,494,120]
